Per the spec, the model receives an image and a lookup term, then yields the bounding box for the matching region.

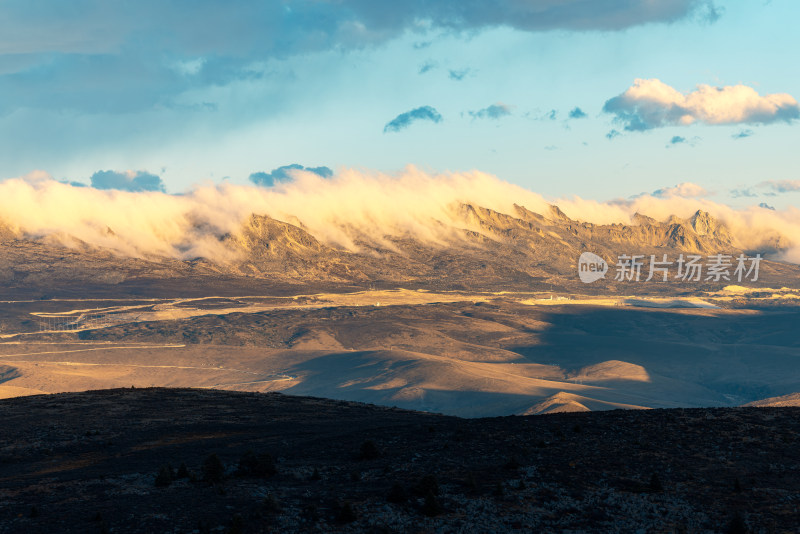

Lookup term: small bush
[412,474,439,497]
[387,483,408,504]
[358,440,381,460]
[465,472,478,491]
[302,504,319,522]
[203,453,225,483]
[493,481,505,497]
[238,450,276,478]
[155,465,173,487]
[335,501,357,524]
[648,473,663,493]
[310,467,321,481]
[263,493,282,514]
[504,456,522,470]
[176,462,190,479]
[422,491,442,517]
[725,511,748,534]
[226,513,244,534]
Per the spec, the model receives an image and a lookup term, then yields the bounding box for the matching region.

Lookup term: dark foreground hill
[1,389,798,533]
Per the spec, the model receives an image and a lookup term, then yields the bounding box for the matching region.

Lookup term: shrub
[226,513,244,534]
[203,453,225,483]
[387,483,408,504]
[335,501,357,523]
[358,440,381,460]
[504,456,522,470]
[725,511,748,534]
[421,491,442,517]
[176,462,190,479]
[302,504,319,522]
[648,473,663,493]
[263,493,282,514]
[412,474,439,497]
[238,450,276,478]
[155,465,173,487]
[493,481,505,497]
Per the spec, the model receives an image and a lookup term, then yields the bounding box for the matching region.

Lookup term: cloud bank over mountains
[604,78,800,131]
[1,167,799,263]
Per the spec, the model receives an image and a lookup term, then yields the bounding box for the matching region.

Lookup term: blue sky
[1,0,798,208]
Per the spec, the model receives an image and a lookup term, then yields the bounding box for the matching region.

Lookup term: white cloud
[603,78,800,131]
[652,182,709,198]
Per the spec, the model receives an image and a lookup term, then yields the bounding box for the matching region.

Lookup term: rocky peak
[689,210,716,236]
[547,204,572,224]
[631,212,657,226]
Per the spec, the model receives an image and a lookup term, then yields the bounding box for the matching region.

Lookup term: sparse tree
[203,453,224,483]
[155,465,173,487]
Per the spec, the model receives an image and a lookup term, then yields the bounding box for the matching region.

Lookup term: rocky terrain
[1,203,797,299]
[0,388,798,533]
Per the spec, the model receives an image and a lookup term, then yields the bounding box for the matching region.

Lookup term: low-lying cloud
[603,78,800,131]
[383,106,442,133]
[2,167,800,264]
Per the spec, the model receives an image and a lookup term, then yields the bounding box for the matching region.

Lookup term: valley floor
[0,289,799,415]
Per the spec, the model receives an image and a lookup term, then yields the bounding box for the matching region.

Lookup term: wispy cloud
[448,68,470,81]
[758,180,800,193]
[468,103,512,120]
[730,188,757,198]
[418,61,436,74]
[250,165,333,187]
[383,106,443,133]
[90,170,165,192]
[666,135,701,148]
[524,109,559,121]
[603,78,799,131]
[732,129,754,139]
[606,129,621,140]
